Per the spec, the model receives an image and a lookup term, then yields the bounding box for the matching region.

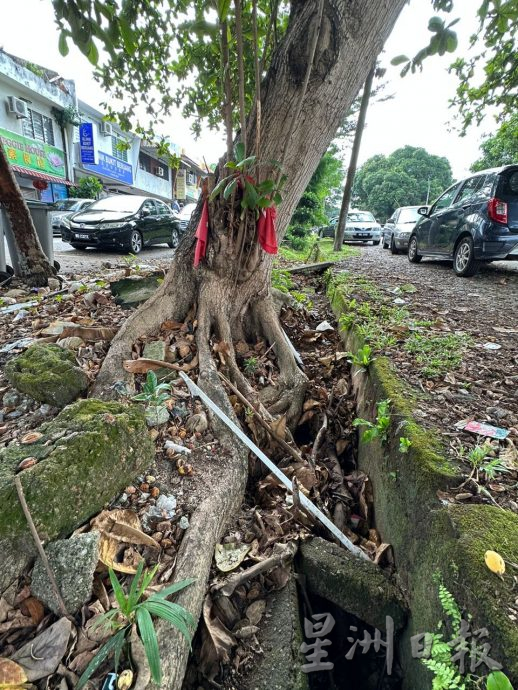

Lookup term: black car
[60,195,183,253]
[408,165,518,276]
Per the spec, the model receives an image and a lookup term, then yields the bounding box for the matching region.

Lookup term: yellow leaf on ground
[485,550,505,576]
[0,658,27,688]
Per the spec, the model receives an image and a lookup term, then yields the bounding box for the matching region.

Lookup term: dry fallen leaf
[12,617,72,681]
[0,659,27,689]
[485,550,505,576]
[20,432,43,445]
[215,543,251,573]
[200,595,236,680]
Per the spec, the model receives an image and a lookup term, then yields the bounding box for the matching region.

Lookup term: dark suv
[408,165,518,276]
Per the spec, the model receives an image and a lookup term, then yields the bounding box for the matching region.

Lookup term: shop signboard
[176,168,186,200]
[0,127,66,178]
[79,122,98,164]
[83,151,133,185]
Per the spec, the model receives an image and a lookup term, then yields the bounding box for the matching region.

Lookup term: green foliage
[353,398,391,444]
[467,443,491,469]
[77,562,195,688]
[480,459,511,481]
[71,175,103,199]
[132,371,172,407]
[487,672,514,690]
[353,146,454,222]
[404,332,471,378]
[271,269,293,294]
[348,344,374,369]
[471,114,518,172]
[399,436,412,454]
[243,356,258,374]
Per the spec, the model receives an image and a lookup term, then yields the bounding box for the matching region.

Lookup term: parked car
[408,165,518,276]
[50,198,95,236]
[319,211,382,244]
[382,206,421,253]
[60,195,184,253]
[173,202,197,233]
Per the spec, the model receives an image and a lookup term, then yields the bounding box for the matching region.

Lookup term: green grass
[404,332,472,378]
[278,238,359,264]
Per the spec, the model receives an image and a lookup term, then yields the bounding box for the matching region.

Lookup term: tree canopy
[471,114,518,172]
[353,146,454,221]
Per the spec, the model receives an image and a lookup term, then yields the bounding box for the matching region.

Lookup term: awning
[11,165,74,186]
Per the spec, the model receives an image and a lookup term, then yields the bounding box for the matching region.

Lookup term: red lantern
[32,179,48,191]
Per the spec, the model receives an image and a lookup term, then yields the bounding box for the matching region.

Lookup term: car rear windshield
[497,169,518,198]
[348,212,375,222]
[87,196,145,213]
[52,199,80,211]
[398,208,420,223]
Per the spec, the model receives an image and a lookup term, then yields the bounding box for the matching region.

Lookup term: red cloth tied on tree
[194,199,209,267]
[257,205,278,254]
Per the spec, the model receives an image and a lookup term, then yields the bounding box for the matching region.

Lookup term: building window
[111,135,128,162]
[22,108,55,145]
[187,171,196,185]
[138,152,169,180]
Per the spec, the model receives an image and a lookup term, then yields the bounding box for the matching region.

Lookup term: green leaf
[76,628,128,690]
[143,600,194,644]
[217,0,231,21]
[224,178,237,199]
[148,577,196,601]
[487,672,514,690]
[87,40,99,66]
[58,31,69,57]
[109,568,128,615]
[209,175,231,200]
[147,370,158,390]
[136,607,161,685]
[391,54,409,66]
[234,142,245,161]
[236,155,257,170]
[428,16,445,32]
[119,16,137,55]
[128,560,145,610]
[137,564,159,602]
[225,161,237,170]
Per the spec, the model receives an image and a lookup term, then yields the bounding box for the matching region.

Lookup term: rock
[144,493,177,522]
[47,278,61,291]
[143,340,166,362]
[145,405,170,427]
[56,337,85,350]
[0,399,154,595]
[31,532,100,614]
[40,321,75,336]
[315,320,334,332]
[110,274,163,308]
[5,289,28,299]
[299,537,408,631]
[5,344,88,407]
[68,281,85,293]
[3,390,22,408]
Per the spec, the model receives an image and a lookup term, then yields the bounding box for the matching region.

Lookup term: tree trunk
[91,2,407,687]
[0,145,56,287]
[334,63,376,251]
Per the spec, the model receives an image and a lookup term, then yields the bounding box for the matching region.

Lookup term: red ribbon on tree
[257,205,278,254]
[194,199,209,267]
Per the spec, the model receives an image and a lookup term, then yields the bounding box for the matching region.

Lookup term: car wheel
[382,236,389,249]
[390,236,399,255]
[408,235,422,263]
[453,236,480,277]
[70,243,87,250]
[128,230,143,254]
[167,227,180,249]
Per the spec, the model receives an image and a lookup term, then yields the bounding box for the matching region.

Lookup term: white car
[343,210,382,245]
[50,198,95,236]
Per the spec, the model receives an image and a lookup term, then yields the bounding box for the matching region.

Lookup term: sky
[0,0,494,180]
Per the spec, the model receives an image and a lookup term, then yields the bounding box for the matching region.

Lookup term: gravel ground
[334,244,518,506]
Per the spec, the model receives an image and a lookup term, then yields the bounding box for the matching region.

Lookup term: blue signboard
[79,123,97,164]
[84,151,133,185]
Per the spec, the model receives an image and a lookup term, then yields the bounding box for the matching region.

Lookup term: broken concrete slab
[5,343,88,407]
[287,261,334,275]
[31,532,100,614]
[143,340,166,361]
[299,537,407,632]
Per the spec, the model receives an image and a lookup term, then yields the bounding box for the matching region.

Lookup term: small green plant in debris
[133,371,171,408]
[466,443,492,469]
[95,279,108,289]
[419,577,514,690]
[54,293,63,303]
[122,253,142,272]
[353,398,391,444]
[77,561,195,689]
[272,268,293,294]
[348,344,374,369]
[404,332,471,378]
[479,458,511,481]
[76,283,89,294]
[399,437,412,454]
[244,356,259,374]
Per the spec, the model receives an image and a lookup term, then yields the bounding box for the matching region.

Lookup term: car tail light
[488,197,508,224]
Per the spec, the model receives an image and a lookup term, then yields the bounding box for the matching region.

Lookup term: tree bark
[89,3,407,688]
[0,145,56,287]
[334,63,376,250]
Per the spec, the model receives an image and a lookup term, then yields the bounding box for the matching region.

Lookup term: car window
[397,208,420,223]
[142,200,158,215]
[478,173,497,199]
[348,211,375,222]
[455,176,485,204]
[430,183,462,214]
[156,201,171,216]
[88,196,146,213]
[498,170,518,197]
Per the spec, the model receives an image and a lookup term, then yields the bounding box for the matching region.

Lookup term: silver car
[50,198,95,236]
[343,210,382,245]
[382,206,421,254]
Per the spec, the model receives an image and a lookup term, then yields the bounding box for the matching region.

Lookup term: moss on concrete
[0,399,154,593]
[5,343,88,407]
[327,273,518,687]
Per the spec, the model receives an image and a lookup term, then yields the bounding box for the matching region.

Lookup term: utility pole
[334,64,376,251]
